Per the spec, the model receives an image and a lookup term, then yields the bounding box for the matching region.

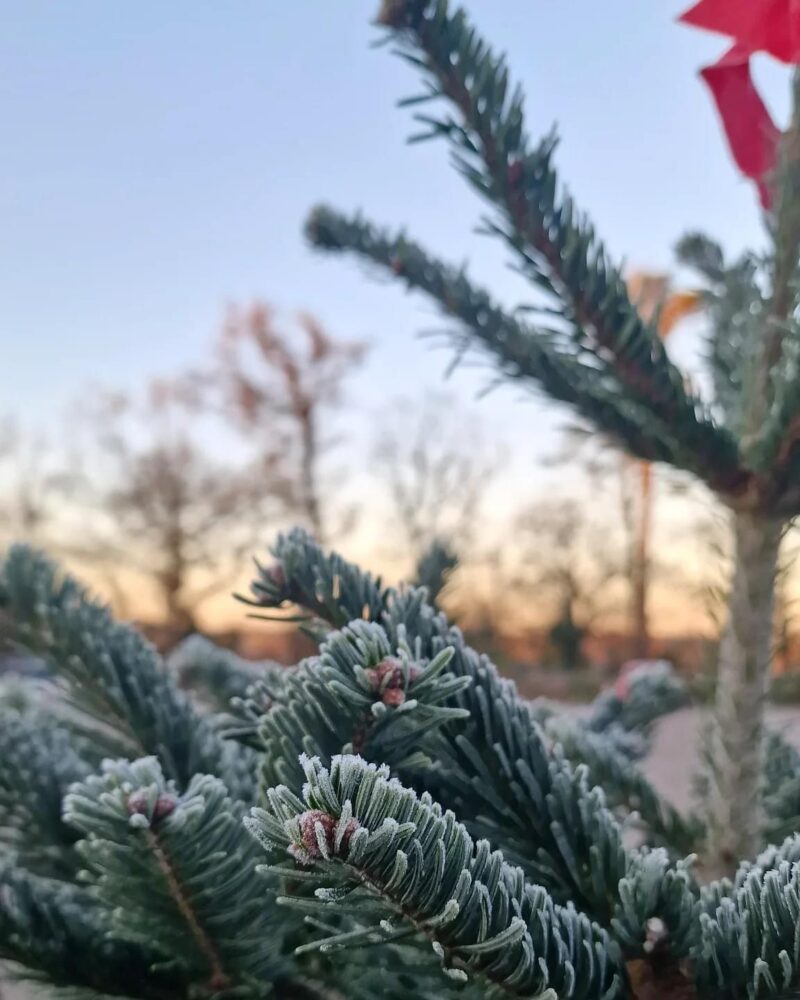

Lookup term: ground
[641,706,800,811]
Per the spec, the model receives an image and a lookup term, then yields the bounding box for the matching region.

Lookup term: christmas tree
[306,0,800,876]
[5,2,800,998]
[2,528,800,998]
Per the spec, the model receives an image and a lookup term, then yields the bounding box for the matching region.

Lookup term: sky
[0,1,795,631]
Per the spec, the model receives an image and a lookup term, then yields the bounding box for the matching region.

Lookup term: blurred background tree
[68,384,294,635]
[373,392,498,563]
[511,498,625,669]
[177,304,366,545]
[0,419,70,551]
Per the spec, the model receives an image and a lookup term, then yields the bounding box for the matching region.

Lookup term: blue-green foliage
[0,711,89,877]
[4,535,800,997]
[249,753,624,999]
[5,0,800,993]
[64,756,287,993]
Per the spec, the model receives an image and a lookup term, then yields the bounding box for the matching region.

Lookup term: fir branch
[64,756,288,996]
[759,72,800,438]
[589,663,689,747]
[676,235,767,446]
[307,207,687,467]
[257,618,469,793]
[744,837,800,897]
[249,753,625,999]
[168,636,296,764]
[0,866,184,1000]
[695,856,800,998]
[0,546,253,797]
[675,231,800,506]
[246,536,701,961]
[587,661,689,761]
[0,710,90,878]
[241,527,387,630]
[367,0,745,497]
[546,718,702,857]
[168,634,263,710]
[699,74,800,509]
[413,538,457,606]
[245,528,378,628]
[379,587,702,951]
[223,666,296,750]
[761,732,800,845]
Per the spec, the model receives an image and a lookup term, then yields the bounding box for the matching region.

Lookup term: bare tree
[373,392,499,564]
[510,498,625,669]
[547,424,698,659]
[179,304,366,544]
[73,384,293,634]
[0,417,72,548]
[623,273,701,657]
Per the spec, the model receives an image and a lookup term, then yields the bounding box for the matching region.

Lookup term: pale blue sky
[0,1,793,532]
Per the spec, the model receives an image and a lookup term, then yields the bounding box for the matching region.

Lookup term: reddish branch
[145,829,231,992]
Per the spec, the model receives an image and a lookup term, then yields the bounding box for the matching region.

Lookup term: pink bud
[507,159,525,188]
[289,809,359,865]
[126,790,149,816]
[267,561,285,589]
[126,790,177,824]
[153,795,177,820]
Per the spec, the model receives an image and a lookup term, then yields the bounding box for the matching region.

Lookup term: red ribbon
[699,44,782,209]
[680,0,800,64]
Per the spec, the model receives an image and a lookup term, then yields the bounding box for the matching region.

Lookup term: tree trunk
[704,509,783,875]
[300,414,324,543]
[631,460,653,659]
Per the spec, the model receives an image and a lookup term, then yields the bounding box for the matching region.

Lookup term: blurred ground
[4,706,800,1000]
[640,706,800,811]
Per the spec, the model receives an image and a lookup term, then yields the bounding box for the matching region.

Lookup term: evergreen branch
[676,234,767,449]
[168,633,285,714]
[695,856,800,998]
[755,73,800,488]
[248,753,625,999]
[744,317,800,509]
[761,731,800,845]
[245,528,378,628]
[64,756,289,996]
[240,527,388,630]
[246,535,701,961]
[169,634,261,708]
[369,0,745,497]
[748,348,800,502]
[258,618,470,793]
[413,538,457,606]
[695,728,800,852]
[379,588,701,953]
[0,710,90,878]
[587,661,689,760]
[675,233,726,287]
[737,835,800,890]
[676,80,800,508]
[307,207,688,467]
[0,668,142,766]
[168,636,295,763]
[545,717,702,857]
[0,546,253,797]
[697,836,800,936]
[0,865,184,1000]
[223,666,297,751]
